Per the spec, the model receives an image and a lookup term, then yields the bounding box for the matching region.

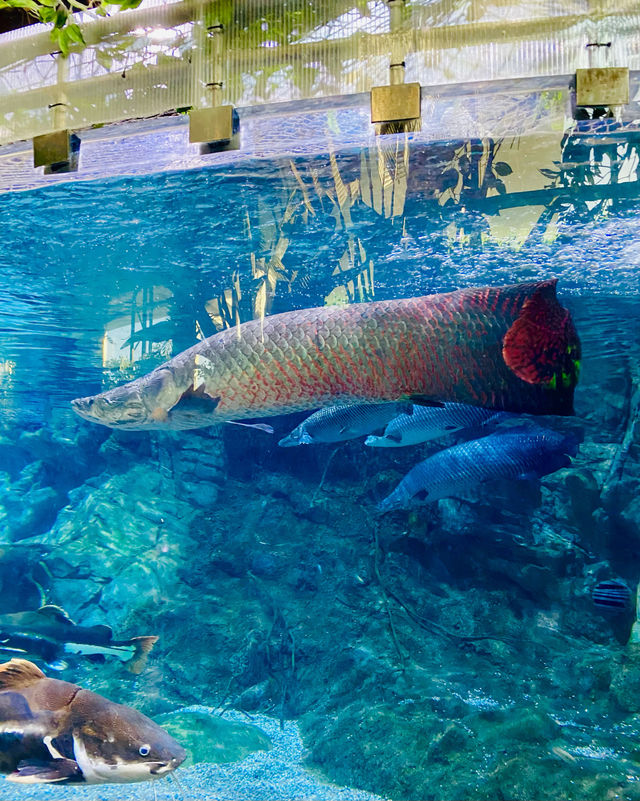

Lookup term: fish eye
[139,744,151,757]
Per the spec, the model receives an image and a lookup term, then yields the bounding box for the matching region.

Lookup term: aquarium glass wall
[0,0,638,144]
[0,4,639,800]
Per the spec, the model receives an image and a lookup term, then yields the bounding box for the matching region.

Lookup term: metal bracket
[189,104,240,153]
[370,81,421,135]
[575,67,629,107]
[33,130,80,173]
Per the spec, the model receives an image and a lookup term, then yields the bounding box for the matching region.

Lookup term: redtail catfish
[0,659,186,784]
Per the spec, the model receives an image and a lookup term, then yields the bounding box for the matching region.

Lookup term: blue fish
[278,402,411,447]
[365,403,509,448]
[377,425,579,513]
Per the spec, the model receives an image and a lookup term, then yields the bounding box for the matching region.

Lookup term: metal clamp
[189,18,240,152]
[575,66,629,108]
[370,82,421,135]
[371,0,421,134]
[189,103,240,153]
[33,129,80,174]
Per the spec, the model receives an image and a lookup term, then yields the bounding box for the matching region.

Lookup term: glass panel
[0,7,639,801]
[0,0,637,144]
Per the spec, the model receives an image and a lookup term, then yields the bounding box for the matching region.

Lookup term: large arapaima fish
[71,280,581,431]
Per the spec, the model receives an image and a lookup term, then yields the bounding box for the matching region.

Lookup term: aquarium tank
[0,0,639,799]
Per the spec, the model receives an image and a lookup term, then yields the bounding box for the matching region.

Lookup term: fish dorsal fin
[0,659,46,689]
[408,396,445,408]
[86,624,112,640]
[37,605,75,626]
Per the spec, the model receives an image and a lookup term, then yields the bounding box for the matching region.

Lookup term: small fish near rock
[0,605,157,673]
[592,580,632,610]
[0,658,186,784]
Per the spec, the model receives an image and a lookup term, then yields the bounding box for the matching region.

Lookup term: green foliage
[0,0,143,55]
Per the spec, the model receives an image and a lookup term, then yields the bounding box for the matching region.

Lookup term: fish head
[71,367,197,431]
[70,690,186,784]
[278,426,312,447]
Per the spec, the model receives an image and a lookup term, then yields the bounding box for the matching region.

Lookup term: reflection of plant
[92,25,192,74]
[434,139,512,246]
[535,124,640,231]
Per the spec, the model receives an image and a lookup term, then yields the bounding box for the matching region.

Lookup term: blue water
[0,129,639,800]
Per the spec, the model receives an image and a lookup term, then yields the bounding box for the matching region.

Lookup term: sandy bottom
[0,709,383,801]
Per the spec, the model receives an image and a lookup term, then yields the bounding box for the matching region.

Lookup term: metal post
[370,0,421,135]
[189,10,239,151]
[33,51,79,172]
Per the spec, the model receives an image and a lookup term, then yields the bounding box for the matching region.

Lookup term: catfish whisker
[169,770,187,800]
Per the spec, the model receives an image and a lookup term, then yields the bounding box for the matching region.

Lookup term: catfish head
[71,363,220,431]
[69,689,186,784]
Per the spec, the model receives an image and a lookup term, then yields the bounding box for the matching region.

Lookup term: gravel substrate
[0,708,383,801]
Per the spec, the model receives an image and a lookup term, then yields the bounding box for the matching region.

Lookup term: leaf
[95,49,113,70]
[51,26,70,55]
[66,23,85,45]
[494,180,507,195]
[493,161,512,176]
[54,7,67,28]
[39,6,56,22]
[436,168,459,192]
[4,0,41,12]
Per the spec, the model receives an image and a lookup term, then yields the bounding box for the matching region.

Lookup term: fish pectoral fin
[169,386,221,416]
[8,758,80,784]
[408,395,445,408]
[225,421,274,434]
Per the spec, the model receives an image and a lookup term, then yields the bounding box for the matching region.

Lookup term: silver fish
[278,402,412,447]
[378,425,579,513]
[0,658,186,784]
[365,403,509,448]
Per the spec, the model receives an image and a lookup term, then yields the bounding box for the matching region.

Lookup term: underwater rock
[303,700,445,799]
[153,429,225,508]
[0,460,62,540]
[98,429,151,471]
[155,707,272,766]
[426,723,471,764]
[609,645,640,712]
[489,707,560,744]
[18,464,199,627]
[8,485,59,540]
